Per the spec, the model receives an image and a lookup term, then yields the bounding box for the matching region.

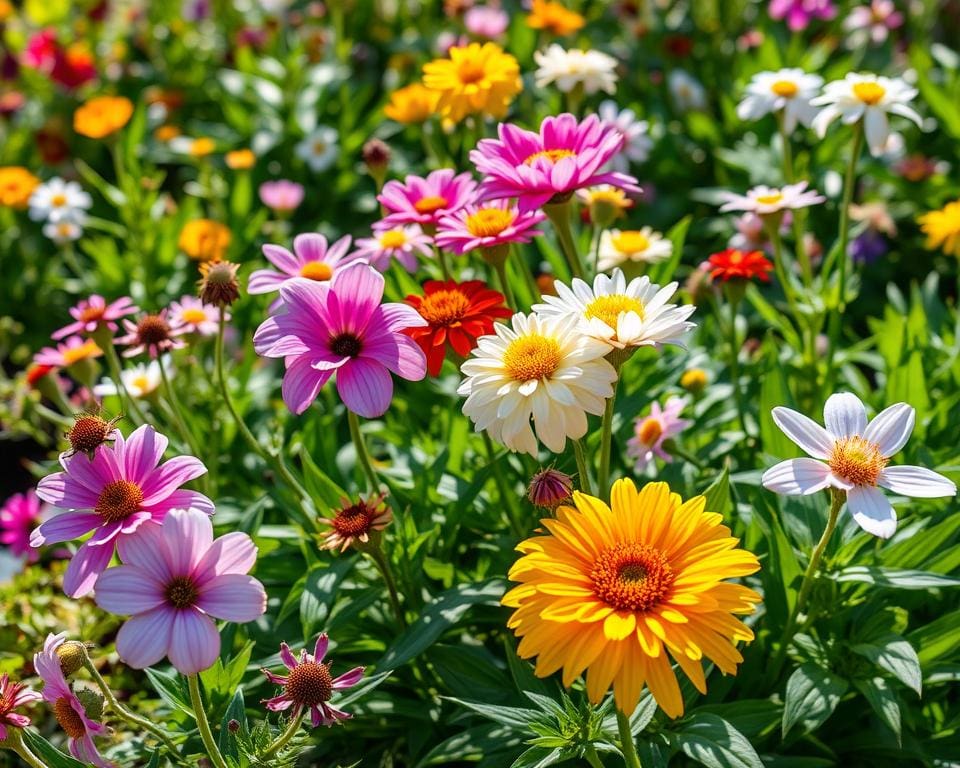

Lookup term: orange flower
[178,219,232,261]
[526,0,585,36]
[154,125,180,142]
[74,96,134,139]
[384,83,438,124]
[226,149,256,170]
[0,167,40,209]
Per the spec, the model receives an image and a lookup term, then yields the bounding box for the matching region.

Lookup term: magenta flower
[768,0,837,31]
[253,262,427,417]
[168,295,225,337]
[33,425,212,598]
[0,674,40,741]
[435,199,545,255]
[353,223,433,272]
[95,508,266,675]
[261,634,364,728]
[259,180,305,213]
[35,633,111,768]
[378,169,477,229]
[117,311,187,359]
[34,336,103,368]
[53,295,139,340]
[1,489,46,563]
[464,5,510,38]
[626,396,692,471]
[469,113,640,212]
[248,233,359,296]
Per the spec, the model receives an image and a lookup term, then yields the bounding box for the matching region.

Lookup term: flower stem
[481,431,525,538]
[260,709,305,760]
[4,729,48,768]
[435,244,452,281]
[726,297,748,436]
[366,544,408,629]
[597,383,619,495]
[493,258,518,312]
[158,358,198,454]
[574,438,594,496]
[187,674,229,768]
[544,201,585,279]
[97,331,148,426]
[767,223,800,319]
[616,709,643,768]
[778,112,812,286]
[585,743,605,768]
[348,410,380,493]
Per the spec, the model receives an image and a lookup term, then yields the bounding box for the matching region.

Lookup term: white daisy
[458,313,616,456]
[811,73,922,156]
[668,70,706,112]
[533,269,696,351]
[28,178,92,224]
[93,358,171,399]
[598,100,652,170]
[736,68,823,132]
[533,45,618,95]
[762,392,956,539]
[719,181,825,216]
[597,227,672,271]
[295,126,339,173]
[43,219,85,245]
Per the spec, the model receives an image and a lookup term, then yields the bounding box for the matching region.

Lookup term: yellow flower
[526,0,586,36]
[384,83,438,124]
[503,479,761,718]
[0,166,41,209]
[919,199,960,258]
[179,219,232,262]
[154,125,180,142]
[226,149,256,170]
[422,43,522,123]
[187,137,216,157]
[74,96,134,139]
[680,368,709,395]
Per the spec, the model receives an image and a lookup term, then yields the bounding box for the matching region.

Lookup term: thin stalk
[348,410,380,492]
[597,383,619,495]
[727,297,748,436]
[435,244,452,281]
[187,675,228,768]
[585,743,605,768]
[574,439,594,495]
[767,224,800,319]
[514,243,541,306]
[544,201,585,279]
[616,709,642,768]
[97,331,149,426]
[367,544,407,629]
[481,431,525,538]
[158,358,199,456]
[778,112,812,285]
[493,258,517,311]
[260,710,304,760]
[5,730,48,768]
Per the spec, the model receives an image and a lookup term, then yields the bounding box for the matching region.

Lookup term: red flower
[404,280,511,376]
[706,248,773,283]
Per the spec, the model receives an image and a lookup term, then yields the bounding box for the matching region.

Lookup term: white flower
[598,100,652,170]
[668,70,706,112]
[295,126,339,173]
[533,45,618,95]
[43,219,85,244]
[719,181,825,216]
[458,313,616,456]
[762,392,956,539]
[597,228,672,271]
[533,269,696,351]
[94,358,171,399]
[736,68,823,132]
[28,178,91,224]
[811,73,922,156]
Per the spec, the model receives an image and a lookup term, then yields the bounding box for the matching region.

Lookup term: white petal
[762,459,832,495]
[823,393,867,439]
[879,466,957,499]
[863,403,915,457]
[863,109,889,155]
[771,407,834,459]
[846,486,897,539]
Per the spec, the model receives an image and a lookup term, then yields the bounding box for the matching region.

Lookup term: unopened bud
[56,640,90,676]
[528,468,574,509]
[679,368,708,396]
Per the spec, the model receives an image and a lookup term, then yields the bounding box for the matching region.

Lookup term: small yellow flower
[225,149,256,170]
[74,96,134,139]
[526,0,585,36]
[680,368,709,395]
[422,43,522,123]
[154,125,180,142]
[0,166,41,209]
[187,137,216,157]
[384,83,438,124]
[179,219,232,262]
[919,199,960,258]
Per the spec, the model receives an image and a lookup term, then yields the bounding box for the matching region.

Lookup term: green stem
[96,328,149,426]
[187,675,228,768]
[493,258,517,312]
[574,438,594,495]
[348,410,380,493]
[367,544,408,629]
[597,382,619,495]
[260,709,304,760]
[585,743,605,768]
[158,357,198,453]
[435,244,452,281]
[481,432,525,538]
[544,201,585,279]
[514,243,541,306]
[727,298,747,436]
[767,224,800,319]
[4,729,48,768]
[778,112,812,286]
[616,709,642,768]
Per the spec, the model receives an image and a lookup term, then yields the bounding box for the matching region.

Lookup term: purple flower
[626,397,692,471]
[768,0,837,31]
[849,230,888,264]
[378,169,477,229]
[33,425,212,597]
[94,508,266,675]
[253,262,427,417]
[248,233,360,296]
[259,180,305,213]
[53,295,139,341]
[0,489,46,562]
[353,223,433,272]
[464,5,510,38]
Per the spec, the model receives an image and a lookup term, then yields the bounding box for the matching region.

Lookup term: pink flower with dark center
[768,0,837,31]
[261,634,364,728]
[35,633,111,768]
[0,674,40,741]
[34,336,103,368]
[353,223,433,272]
[53,295,139,341]
[259,180,305,213]
[117,311,187,358]
[248,233,360,296]
[626,397,692,471]
[469,113,640,212]
[94,508,266,675]
[1,489,46,562]
[378,169,477,229]
[253,262,427,416]
[435,199,545,255]
[33,425,212,597]
[168,295,225,337]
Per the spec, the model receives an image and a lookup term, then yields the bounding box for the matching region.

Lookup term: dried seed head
[198,258,241,306]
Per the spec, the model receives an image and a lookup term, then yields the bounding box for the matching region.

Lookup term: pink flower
[261,634,364,728]
[626,397,692,471]
[53,295,139,340]
[168,295,225,337]
[1,489,46,563]
[35,633,111,768]
[33,425,213,598]
[469,113,640,212]
[353,223,433,272]
[768,0,837,31]
[435,199,545,255]
[0,674,40,741]
[117,311,187,358]
[34,336,103,368]
[248,233,360,296]
[464,5,510,38]
[259,180,305,213]
[378,169,477,229]
[253,263,427,417]
[843,1,903,46]
[95,508,266,675]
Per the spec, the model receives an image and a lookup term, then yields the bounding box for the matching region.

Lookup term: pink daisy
[469,113,640,212]
[167,295,225,337]
[353,223,433,272]
[117,311,187,358]
[0,489,46,563]
[435,199,545,255]
[261,634,364,728]
[378,169,477,229]
[626,396,692,471]
[35,633,111,768]
[0,674,40,741]
[248,233,359,296]
[253,262,427,417]
[32,424,212,598]
[94,508,266,675]
[259,179,305,213]
[34,336,103,368]
[52,295,139,340]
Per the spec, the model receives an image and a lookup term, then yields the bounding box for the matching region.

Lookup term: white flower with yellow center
[597,227,672,271]
[533,269,695,352]
[811,73,922,156]
[295,126,340,173]
[533,45,618,95]
[762,392,956,538]
[736,68,823,132]
[93,358,170,399]
[718,181,825,216]
[458,313,616,456]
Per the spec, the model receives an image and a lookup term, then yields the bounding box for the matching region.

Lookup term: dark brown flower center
[332,504,375,537]
[591,543,674,612]
[95,480,144,523]
[330,333,362,358]
[53,696,87,739]
[164,576,199,609]
[137,315,171,346]
[284,661,333,706]
[68,415,112,455]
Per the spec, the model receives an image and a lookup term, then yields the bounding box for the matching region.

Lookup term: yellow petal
[604,611,637,640]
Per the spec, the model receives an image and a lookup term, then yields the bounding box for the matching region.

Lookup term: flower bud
[362,138,391,190]
[75,688,104,721]
[55,640,90,676]
[679,368,708,396]
[528,468,574,509]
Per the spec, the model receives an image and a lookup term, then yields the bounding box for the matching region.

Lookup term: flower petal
[336,358,393,418]
[94,565,166,615]
[863,403,915,458]
[193,532,258,583]
[879,466,957,499]
[163,509,213,575]
[823,392,867,439]
[196,573,266,622]
[30,512,101,547]
[762,458,832,495]
[167,610,221,675]
[771,407,834,459]
[116,607,174,669]
[846,486,897,539]
[63,541,116,598]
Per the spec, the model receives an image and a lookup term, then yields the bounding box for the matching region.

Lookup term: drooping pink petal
[196,573,266,622]
[282,356,333,414]
[193,532,258,583]
[63,541,116,598]
[94,565,166,615]
[115,606,174,669]
[336,358,393,418]
[141,456,208,506]
[167,609,221,675]
[332,666,364,689]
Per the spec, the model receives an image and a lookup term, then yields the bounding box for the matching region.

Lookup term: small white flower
[811,73,922,156]
[43,219,85,244]
[762,392,956,539]
[599,100,652,170]
[295,126,339,173]
[94,358,171,399]
[533,45,618,95]
[719,181,825,216]
[597,227,672,271]
[736,68,823,133]
[533,269,696,351]
[668,70,706,112]
[29,178,92,224]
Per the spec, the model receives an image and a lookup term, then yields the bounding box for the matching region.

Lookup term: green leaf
[145,667,194,715]
[673,713,764,768]
[851,633,922,695]
[701,466,731,517]
[854,677,901,743]
[301,557,355,638]
[20,730,88,768]
[444,697,542,729]
[219,688,248,759]
[782,663,848,736]
[648,215,691,285]
[908,611,960,664]
[836,566,960,589]
[510,746,563,768]
[885,351,929,423]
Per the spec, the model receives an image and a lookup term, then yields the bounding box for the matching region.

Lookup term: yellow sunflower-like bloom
[422,43,522,123]
[918,199,960,258]
[502,479,761,718]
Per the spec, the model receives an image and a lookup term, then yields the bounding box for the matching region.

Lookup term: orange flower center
[414,195,449,214]
[591,542,674,612]
[51,193,68,207]
[584,294,645,329]
[68,415,112,455]
[285,661,333,706]
[610,230,650,255]
[95,480,144,523]
[165,576,199,608]
[728,250,745,264]
[181,308,208,324]
[331,504,376,537]
[53,697,87,740]
[503,334,562,382]
[754,193,783,205]
[524,149,576,166]
[465,208,515,238]
[770,80,798,98]
[853,81,886,105]
[637,418,663,446]
[418,289,471,326]
[457,60,487,85]
[300,261,333,281]
[828,435,888,486]
[79,305,105,322]
[312,140,327,155]
[380,230,407,249]
[62,340,101,366]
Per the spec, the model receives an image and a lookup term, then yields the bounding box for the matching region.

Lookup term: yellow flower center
[181,308,208,324]
[611,230,651,255]
[418,289,471,326]
[637,418,663,446]
[131,375,151,391]
[583,294,645,329]
[828,435,888,486]
[754,193,783,205]
[189,137,216,156]
[853,82,886,106]
[524,149,576,166]
[57,223,74,236]
[590,542,674,612]
[51,193,68,207]
[457,60,487,85]
[380,230,408,249]
[770,80,798,98]
[300,261,333,281]
[503,334,562,382]
[95,479,144,523]
[62,340,101,366]
[414,195,449,214]
[465,208,515,237]
[312,140,327,155]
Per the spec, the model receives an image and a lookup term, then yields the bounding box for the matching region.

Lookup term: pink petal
[263,695,295,712]
[336,358,393,418]
[94,565,166,615]
[116,521,172,581]
[30,512,101,546]
[196,573,266,622]
[282,356,333,414]
[64,542,117,598]
[280,642,298,669]
[314,633,329,661]
[332,666,364,689]
[361,333,427,381]
[163,509,213,575]
[292,233,329,262]
[248,270,289,294]
[141,456,208,505]
[120,425,168,482]
[262,243,300,274]
[116,606,174,669]
[147,489,215,516]
[167,609,221,675]
[193,532,257,582]
[329,263,384,332]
